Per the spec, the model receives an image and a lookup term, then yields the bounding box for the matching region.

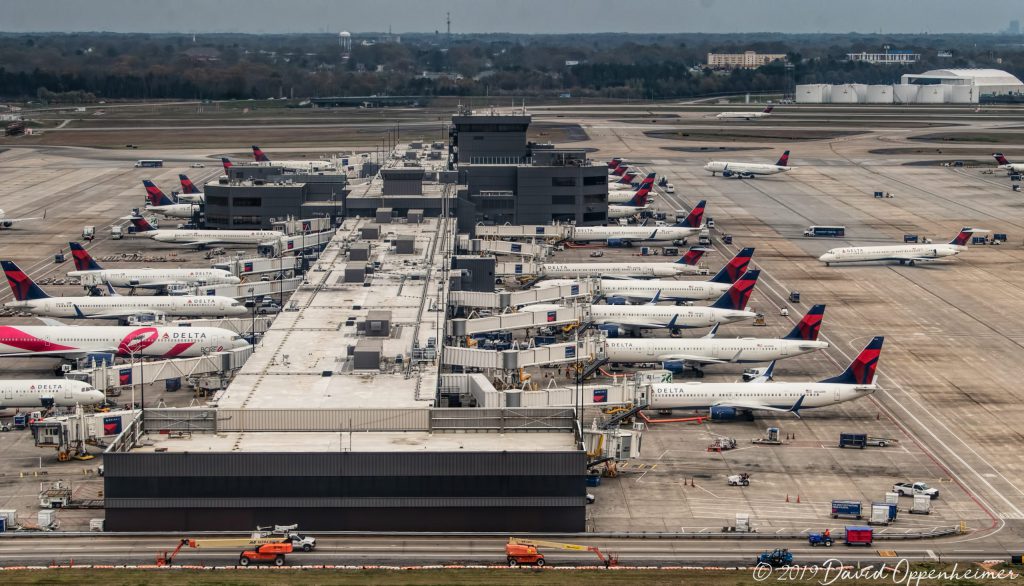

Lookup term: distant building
[901,68,1024,96]
[937,50,953,58]
[706,51,786,69]
[846,50,920,65]
[1007,20,1021,35]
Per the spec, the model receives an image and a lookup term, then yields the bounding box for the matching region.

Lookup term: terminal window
[552,177,577,187]
[583,211,607,222]
[233,197,263,207]
[583,175,607,186]
[552,195,576,205]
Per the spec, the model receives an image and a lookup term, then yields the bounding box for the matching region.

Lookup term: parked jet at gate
[66,242,239,291]
[0,379,105,409]
[604,305,829,375]
[993,153,1024,173]
[818,227,984,266]
[607,190,651,219]
[142,181,196,219]
[176,175,205,203]
[641,336,883,418]
[0,324,248,360]
[586,270,760,335]
[250,145,337,172]
[716,106,774,120]
[2,261,247,320]
[128,217,284,248]
[581,248,755,303]
[0,208,44,230]
[570,200,706,245]
[540,248,710,279]
[609,172,652,194]
[704,151,792,178]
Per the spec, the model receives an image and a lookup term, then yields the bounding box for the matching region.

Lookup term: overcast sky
[0,0,1017,35]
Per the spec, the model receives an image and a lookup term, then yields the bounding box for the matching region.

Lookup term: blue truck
[803,225,846,237]
[831,500,863,519]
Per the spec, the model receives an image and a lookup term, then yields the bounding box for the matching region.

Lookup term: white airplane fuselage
[145,204,195,219]
[607,204,648,219]
[0,325,249,359]
[703,162,791,177]
[5,295,247,319]
[819,244,965,265]
[716,112,771,120]
[570,225,701,243]
[598,279,731,302]
[541,262,700,278]
[605,337,829,364]
[644,381,875,410]
[0,379,105,409]
[66,268,241,289]
[592,305,756,329]
[142,229,284,246]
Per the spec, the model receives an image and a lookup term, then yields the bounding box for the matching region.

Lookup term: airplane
[176,175,205,203]
[250,145,337,172]
[818,227,984,266]
[992,153,1024,174]
[608,171,645,193]
[2,261,248,320]
[0,323,248,360]
[609,173,655,199]
[569,200,706,245]
[606,190,651,219]
[716,106,774,120]
[142,181,196,219]
[540,248,710,279]
[640,336,883,420]
[0,208,44,230]
[0,379,105,409]
[127,217,284,248]
[581,247,755,304]
[704,150,792,178]
[604,304,829,376]
[586,269,760,335]
[66,242,240,292]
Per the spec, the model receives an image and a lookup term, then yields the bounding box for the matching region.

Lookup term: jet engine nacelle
[662,360,687,374]
[721,170,734,178]
[597,324,627,338]
[128,279,141,286]
[40,397,55,408]
[2,221,12,228]
[605,295,628,305]
[709,406,738,420]
[606,238,624,247]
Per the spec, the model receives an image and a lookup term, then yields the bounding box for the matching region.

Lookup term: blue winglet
[788,394,806,418]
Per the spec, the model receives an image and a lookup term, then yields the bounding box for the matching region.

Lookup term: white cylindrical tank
[951,85,978,104]
[830,84,859,103]
[795,84,830,104]
[917,85,949,104]
[893,84,919,104]
[866,85,894,103]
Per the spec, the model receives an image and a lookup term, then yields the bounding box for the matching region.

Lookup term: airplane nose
[229,276,242,284]
[818,253,832,262]
[88,390,105,403]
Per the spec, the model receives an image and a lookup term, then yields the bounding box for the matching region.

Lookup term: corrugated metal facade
[104,450,586,532]
[215,408,430,432]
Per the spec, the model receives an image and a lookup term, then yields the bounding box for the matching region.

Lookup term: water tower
[339,31,352,52]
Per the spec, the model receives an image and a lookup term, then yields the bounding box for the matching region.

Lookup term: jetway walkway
[457,236,548,258]
[442,336,605,369]
[68,346,254,393]
[189,276,303,299]
[449,280,596,309]
[448,305,586,336]
[495,260,540,276]
[475,224,571,240]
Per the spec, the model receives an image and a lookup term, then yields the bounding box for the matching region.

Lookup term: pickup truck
[892,482,939,499]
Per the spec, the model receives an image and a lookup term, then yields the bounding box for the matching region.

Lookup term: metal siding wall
[107,496,583,508]
[215,408,430,432]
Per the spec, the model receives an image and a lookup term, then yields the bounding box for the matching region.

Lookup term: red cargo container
[845,525,873,546]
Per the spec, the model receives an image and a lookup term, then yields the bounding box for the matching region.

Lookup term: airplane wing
[131,280,190,289]
[182,240,226,248]
[656,353,729,365]
[0,349,113,358]
[2,216,44,223]
[712,395,805,415]
[746,360,776,383]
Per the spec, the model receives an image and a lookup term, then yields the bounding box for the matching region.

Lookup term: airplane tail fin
[627,188,650,207]
[710,269,759,310]
[69,242,103,271]
[993,152,1011,166]
[616,171,638,185]
[221,157,233,171]
[252,145,270,162]
[128,216,157,233]
[775,150,791,167]
[676,247,711,266]
[676,200,706,228]
[784,304,825,340]
[820,336,884,384]
[178,174,200,194]
[763,106,774,114]
[142,180,175,206]
[709,247,755,284]
[639,172,656,187]
[2,260,49,301]
[949,226,977,246]
[607,157,622,169]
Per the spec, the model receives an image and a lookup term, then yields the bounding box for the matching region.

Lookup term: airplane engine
[709,406,738,420]
[605,296,628,305]
[40,397,55,408]
[721,170,734,178]
[606,238,624,247]
[662,360,687,374]
[128,279,142,286]
[597,324,627,338]
[740,172,755,179]
[2,221,12,228]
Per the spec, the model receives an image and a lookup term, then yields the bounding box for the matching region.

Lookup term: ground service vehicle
[505,538,618,567]
[756,548,793,567]
[156,536,295,566]
[845,526,873,546]
[808,532,834,547]
[804,225,846,237]
[831,500,863,519]
[892,482,939,499]
[135,159,164,168]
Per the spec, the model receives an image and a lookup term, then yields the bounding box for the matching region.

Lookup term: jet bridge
[458,236,549,258]
[475,224,571,240]
[442,336,605,370]
[495,260,540,276]
[67,346,254,393]
[449,280,596,309]
[448,305,587,336]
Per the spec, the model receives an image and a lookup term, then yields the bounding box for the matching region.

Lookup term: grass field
[0,565,1017,586]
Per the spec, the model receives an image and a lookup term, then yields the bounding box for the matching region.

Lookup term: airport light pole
[248,286,256,344]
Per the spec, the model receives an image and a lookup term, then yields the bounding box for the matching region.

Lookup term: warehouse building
[796,69,1023,104]
[901,68,1024,96]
